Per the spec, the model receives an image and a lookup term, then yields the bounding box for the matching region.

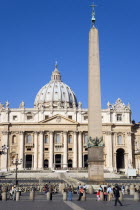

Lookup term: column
[63,132,67,169]
[49,131,54,169]
[113,153,117,172]
[38,131,43,169]
[34,132,38,170]
[127,132,133,166]
[19,131,24,169]
[125,153,128,174]
[78,132,82,168]
[1,131,8,171]
[106,132,113,172]
[73,132,77,168]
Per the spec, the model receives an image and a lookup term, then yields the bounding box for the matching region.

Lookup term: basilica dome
[34,65,78,109]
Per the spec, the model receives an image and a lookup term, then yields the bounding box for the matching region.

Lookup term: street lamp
[0,144,8,155]
[12,154,22,186]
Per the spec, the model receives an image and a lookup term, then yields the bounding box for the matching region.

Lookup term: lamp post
[0,144,9,155]
[12,154,22,186]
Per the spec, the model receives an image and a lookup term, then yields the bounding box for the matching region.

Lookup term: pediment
[39,114,78,124]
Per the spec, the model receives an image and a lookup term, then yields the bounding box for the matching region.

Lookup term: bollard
[29,191,35,201]
[130,185,135,195]
[135,185,140,191]
[2,192,7,201]
[63,192,67,201]
[100,191,104,201]
[47,192,51,201]
[16,192,20,201]
[81,191,86,201]
[88,186,94,194]
[119,191,123,201]
[134,192,140,201]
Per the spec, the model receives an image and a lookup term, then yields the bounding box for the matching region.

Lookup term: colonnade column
[49,131,54,169]
[19,131,24,169]
[1,131,9,171]
[63,131,67,169]
[73,131,77,168]
[34,132,38,170]
[78,132,82,168]
[38,131,44,169]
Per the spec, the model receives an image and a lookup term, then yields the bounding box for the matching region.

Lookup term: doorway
[25,155,32,169]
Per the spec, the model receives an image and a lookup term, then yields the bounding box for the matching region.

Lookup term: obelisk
[88,4,104,183]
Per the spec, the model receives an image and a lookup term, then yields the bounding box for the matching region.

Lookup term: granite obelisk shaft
[88,27,104,182]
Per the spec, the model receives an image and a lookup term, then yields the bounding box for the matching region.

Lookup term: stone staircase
[58,172,85,188]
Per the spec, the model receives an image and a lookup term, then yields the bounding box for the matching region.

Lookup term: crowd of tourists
[96,185,123,206]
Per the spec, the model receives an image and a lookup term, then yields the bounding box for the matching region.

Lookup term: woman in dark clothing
[114,185,123,206]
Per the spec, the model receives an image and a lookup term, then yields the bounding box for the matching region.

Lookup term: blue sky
[0,0,140,121]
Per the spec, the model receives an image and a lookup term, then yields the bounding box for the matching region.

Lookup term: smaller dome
[34,64,78,109]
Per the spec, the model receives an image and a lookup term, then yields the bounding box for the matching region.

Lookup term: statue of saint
[19,101,25,108]
[5,101,9,108]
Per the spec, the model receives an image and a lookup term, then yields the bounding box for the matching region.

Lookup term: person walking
[103,187,108,201]
[68,185,73,201]
[114,185,123,206]
[77,187,83,201]
[48,182,53,200]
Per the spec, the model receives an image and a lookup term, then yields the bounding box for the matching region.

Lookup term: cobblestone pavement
[0,193,140,210]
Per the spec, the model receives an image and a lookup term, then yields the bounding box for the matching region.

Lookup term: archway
[44,159,49,168]
[84,155,88,168]
[68,159,72,168]
[26,155,32,169]
[116,148,125,171]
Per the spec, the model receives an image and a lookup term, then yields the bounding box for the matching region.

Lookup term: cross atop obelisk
[90,3,96,27]
[88,2,105,183]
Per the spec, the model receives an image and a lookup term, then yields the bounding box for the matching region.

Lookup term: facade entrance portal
[55,154,62,169]
[116,148,125,171]
[25,155,32,169]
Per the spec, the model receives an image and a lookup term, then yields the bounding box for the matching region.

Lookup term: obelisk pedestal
[88,16,104,183]
[88,147,104,183]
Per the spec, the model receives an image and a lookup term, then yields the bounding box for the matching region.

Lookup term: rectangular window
[44,148,48,151]
[68,148,72,151]
[84,134,88,144]
[44,135,49,144]
[117,135,122,145]
[68,115,72,119]
[117,114,122,121]
[45,115,49,120]
[68,135,72,144]
[56,134,61,144]
[26,135,32,144]
[27,148,31,151]
[27,115,33,120]
[84,116,88,120]
[13,116,18,121]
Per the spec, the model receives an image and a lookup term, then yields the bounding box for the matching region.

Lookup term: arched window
[26,134,32,144]
[117,135,122,145]
[68,135,72,144]
[84,134,88,144]
[56,134,61,144]
[12,135,16,145]
[44,135,49,144]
